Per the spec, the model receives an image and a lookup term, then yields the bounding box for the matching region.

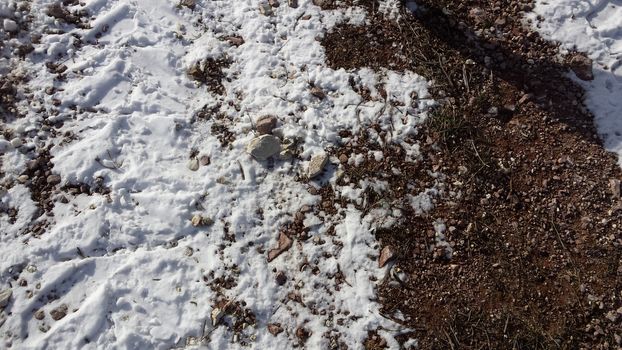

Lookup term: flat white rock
[308,153,328,178]
[246,135,281,160]
[3,19,18,33]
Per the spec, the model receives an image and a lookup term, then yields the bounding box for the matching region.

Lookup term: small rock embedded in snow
[268,323,283,335]
[3,19,18,33]
[255,115,277,135]
[50,304,68,321]
[10,138,22,148]
[0,289,12,308]
[310,86,326,99]
[180,0,196,10]
[267,232,292,262]
[17,175,29,183]
[269,0,280,7]
[225,35,244,47]
[288,0,298,8]
[46,174,61,185]
[246,135,281,161]
[275,271,287,286]
[188,158,199,171]
[34,310,45,320]
[191,215,214,227]
[259,3,273,16]
[308,153,328,178]
[199,155,210,166]
[569,54,594,81]
[378,246,395,268]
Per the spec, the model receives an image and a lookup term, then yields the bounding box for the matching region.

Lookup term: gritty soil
[320,0,622,349]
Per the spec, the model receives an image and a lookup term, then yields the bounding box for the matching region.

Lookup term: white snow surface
[1,0,435,348]
[529,0,622,164]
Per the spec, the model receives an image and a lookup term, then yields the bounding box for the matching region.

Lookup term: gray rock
[259,3,273,16]
[46,174,61,185]
[3,19,18,33]
[0,289,12,308]
[187,158,199,171]
[255,115,277,135]
[246,135,281,160]
[10,138,22,148]
[308,153,328,178]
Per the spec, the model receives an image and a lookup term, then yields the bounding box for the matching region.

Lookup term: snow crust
[1,0,434,348]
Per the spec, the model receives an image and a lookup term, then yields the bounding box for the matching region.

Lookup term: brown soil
[319,0,622,348]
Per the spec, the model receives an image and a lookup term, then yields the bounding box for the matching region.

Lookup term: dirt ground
[319,0,622,348]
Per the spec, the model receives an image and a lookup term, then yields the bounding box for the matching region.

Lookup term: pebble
[378,246,395,268]
[255,115,277,135]
[18,174,29,183]
[34,310,45,320]
[46,174,61,185]
[259,3,273,16]
[569,54,594,81]
[50,304,68,321]
[246,135,281,161]
[0,289,12,309]
[308,153,328,178]
[10,138,22,148]
[268,323,284,335]
[199,155,210,166]
[275,271,287,286]
[187,158,199,171]
[3,19,18,33]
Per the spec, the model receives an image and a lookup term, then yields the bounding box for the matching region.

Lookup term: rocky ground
[0,0,621,349]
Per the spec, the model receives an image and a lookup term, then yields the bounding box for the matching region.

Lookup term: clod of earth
[378,246,395,268]
[187,158,199,171]
[569,54,594,81]
[308,153,328,178]
[268,323,283,335]
[255,115,277,135]
[267,232,293,262]
[50,304,68,321]
[0,289,12,309]
[246,135,281,161]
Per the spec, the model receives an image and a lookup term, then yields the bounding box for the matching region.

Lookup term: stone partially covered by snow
[529,0,622,164]
[3,19,18,33]
[246,134,281,160]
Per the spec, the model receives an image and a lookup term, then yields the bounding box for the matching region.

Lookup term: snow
[528,0,622,165]
[0,0,434,348]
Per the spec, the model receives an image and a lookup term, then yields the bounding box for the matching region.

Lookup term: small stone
[288,0,298,7]
[188,158,199,171]
[199,155,211,166]
[267,232,293,262]
[46,174,61,185]
[268,323,283,335]
[295,326,310,341]
[191,215,213,227]
[275,271,287,286]
[259,3,273,16]
[184,247,194,256]
[18,174,29,183]
[34,309,45,320]
[610,179,621,199]
[308,153,328,178]
[338,154,348,163]
[10,138,22,148]
[225,36,244,47]
[310,86,325,99]
[255,115,278,135]
[518,93,533,105]
[3,19,18,33]
[569,54,594,81]
[378,246,395,268]
[269,0,280,7]
[246,135,281,161]
[180,0,196,9]
[0,289,12,308]
[50,304,68,321]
